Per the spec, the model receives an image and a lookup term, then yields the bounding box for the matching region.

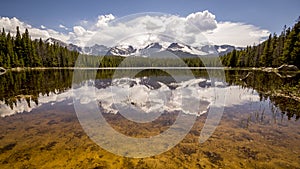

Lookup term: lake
[0,69,299,168]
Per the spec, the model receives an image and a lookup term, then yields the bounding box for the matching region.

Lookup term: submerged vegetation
[0,69,300,168]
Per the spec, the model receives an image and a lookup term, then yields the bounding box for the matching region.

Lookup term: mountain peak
[144,43,163,50]
[45,38,82,52]
[44,37,243,57]
[45,38,67,46]
[107,45,137,56]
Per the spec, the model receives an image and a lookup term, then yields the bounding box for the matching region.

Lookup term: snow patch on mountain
[45,38,82,52]
[83,44,109,56]
[107,45,137,56]
[167,43,207,56]
[45,37,243,57]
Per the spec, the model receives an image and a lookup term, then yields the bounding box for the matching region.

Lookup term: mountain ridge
[45,37,243,57]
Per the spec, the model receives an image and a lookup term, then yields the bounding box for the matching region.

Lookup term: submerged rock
[277,64,299,72]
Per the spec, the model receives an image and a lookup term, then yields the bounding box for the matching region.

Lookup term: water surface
[0,69,299,168]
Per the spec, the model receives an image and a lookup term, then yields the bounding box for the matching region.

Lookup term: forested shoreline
[221,18,300,68]
[0,27,79,68]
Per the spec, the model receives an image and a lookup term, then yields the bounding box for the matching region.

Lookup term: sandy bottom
[0,100,299,169]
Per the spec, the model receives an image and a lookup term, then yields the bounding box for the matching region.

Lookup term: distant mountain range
[45,38,243,57]
[45,38,82,52]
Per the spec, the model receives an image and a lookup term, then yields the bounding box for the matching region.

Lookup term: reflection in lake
[1,69,299,120]
[0,69,299,168]
[225,70,300,120]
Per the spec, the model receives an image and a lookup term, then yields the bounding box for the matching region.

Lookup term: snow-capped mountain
[139,42,163,56]
[144,42,163,50]
[67,43,82,52]
[45,37,242,57]
[214,45,244,56]
[83,44,109,56]
[166,43,208,57]
[45,38,68,46]
[107,45,137,56]
[104,42,211,58]
[45,38,82,52]
[198,45,218,55]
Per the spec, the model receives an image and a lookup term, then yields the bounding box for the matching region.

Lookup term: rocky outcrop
[277,64,299,72]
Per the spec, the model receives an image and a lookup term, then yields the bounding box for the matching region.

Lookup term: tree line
[76,55,222,68]
[222,17,300,68]
[0,27,79,68]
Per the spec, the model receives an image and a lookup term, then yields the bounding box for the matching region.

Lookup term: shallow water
[0,69,299,168]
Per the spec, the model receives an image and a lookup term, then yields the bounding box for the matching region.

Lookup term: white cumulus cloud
[0,11,270,48]
[186,10,217,32]
[96,14,115,28]
[203,21,270,47]
[84,12,269,48]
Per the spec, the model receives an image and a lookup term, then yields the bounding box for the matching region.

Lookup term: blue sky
[0,0,299,47]
[1,0,299,33]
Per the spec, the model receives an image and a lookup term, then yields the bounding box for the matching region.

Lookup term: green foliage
[222,18,300,68]
[0,27,79,68]
[75,55,221,68]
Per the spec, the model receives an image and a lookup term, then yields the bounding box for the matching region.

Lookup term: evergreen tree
[289,19,300,67]
[14,26,23,67]
[0,28,6,67]
[0,27,79,68]
[228,49,237,67]
[221,17,300,68]
[260,34,273,67]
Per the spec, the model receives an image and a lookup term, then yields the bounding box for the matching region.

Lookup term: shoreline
[4,66,300,73]
[4,66,300,76]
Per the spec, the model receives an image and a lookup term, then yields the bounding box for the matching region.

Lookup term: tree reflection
[0,70,73,109]
[0,69,299,120]
[226,70,300,121]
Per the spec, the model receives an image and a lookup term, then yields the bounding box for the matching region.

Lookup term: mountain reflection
[0,69,299,120]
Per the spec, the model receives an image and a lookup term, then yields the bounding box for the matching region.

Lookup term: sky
[0,0,299,47]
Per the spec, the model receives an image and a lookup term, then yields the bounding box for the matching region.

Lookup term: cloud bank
[0,16,69,42]
[0,11,270,47]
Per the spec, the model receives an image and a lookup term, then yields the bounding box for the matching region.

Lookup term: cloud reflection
[0,78,260,117]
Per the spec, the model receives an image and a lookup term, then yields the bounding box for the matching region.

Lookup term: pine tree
[0,28,6,67]
[260,34,273,67]
[228,49,237,67]
[21,28,32,67]
[14,26,23,67]
[283,18,300,65]
[289,19,300,67]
